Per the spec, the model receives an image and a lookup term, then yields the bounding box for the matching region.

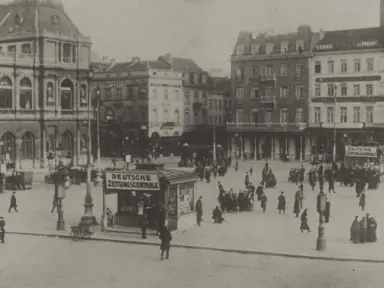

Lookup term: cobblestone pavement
[1,160,383,260]
[1,235,383,288]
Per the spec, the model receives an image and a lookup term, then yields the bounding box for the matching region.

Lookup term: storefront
[105,163,199,231]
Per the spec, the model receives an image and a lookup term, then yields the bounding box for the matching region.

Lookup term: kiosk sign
[345,146,377,158]
[105,172,160,191]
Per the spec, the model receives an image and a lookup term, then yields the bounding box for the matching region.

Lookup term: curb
[7,231,384,264]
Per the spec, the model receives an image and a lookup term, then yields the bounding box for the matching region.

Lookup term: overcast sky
[2,0,381,71]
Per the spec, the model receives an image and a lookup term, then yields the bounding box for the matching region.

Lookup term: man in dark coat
[277,191,286,214]
[195,196,203,226]
[256,182,264,202]
[140,211,148,239]
[328,175,335,194]
[324,198,331,223]
[261,193,267,212]
[159,223,172,261]
[350,216,360,243]
[367,216,377,243]
[359,191,366,211]
[293,190,301,217]
[359,216,368,243]
[299,165,305,182]
[0,216,5,244]
[244,172,249,188]
[300,209,311,233]
[8,192,18,213]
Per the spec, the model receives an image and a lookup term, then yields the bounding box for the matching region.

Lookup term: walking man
[0,216,5,244]
[195,196,203,226]
[300,209,311,233]
[8,192,18,213]
[277,191,286,214]
[51,193,59,213]
[159,222,172,261]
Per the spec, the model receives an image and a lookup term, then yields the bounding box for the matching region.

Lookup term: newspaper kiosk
[105,163,199,231]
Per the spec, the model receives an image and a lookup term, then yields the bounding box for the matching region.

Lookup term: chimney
[132,57,141,63]
[319,28,325,40]
[164,53,172,65]
[381,0,384,26]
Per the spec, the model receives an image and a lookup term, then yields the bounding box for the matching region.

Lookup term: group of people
[350,214,378,244]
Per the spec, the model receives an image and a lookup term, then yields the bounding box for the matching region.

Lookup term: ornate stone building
[0,0,92,169]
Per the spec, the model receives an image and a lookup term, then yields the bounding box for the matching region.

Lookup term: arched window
[60,79,74,110]
[1,132,15,163]
[174,109,180,123]
[20,78,32,109]
[61,131,73,157]
[0,77,12,108]
[46,82,54,106]
[63,43,71,63]
[21,132,35,159]
[80,84,87,106]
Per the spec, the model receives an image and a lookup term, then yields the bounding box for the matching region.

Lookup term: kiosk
[105,163,199,231]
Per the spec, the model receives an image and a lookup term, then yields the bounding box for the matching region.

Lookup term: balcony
[260,74,276,82]
[226,122,308,132]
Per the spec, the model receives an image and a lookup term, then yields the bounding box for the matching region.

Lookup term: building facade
[157,54,230,147]
[92,57,183,157]
[308,27,384,158]
[0,0,92,169]
[228,26,317,161]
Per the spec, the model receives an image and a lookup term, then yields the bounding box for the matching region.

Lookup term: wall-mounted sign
[105,172,160,191]
[345,146,377,158]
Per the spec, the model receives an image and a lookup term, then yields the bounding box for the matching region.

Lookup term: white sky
[1,0,381,72]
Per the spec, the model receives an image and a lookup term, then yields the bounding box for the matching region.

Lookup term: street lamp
[55,164,71,230]
[80,67,96,228]
[94,85,102,186]
[316,192,327,251]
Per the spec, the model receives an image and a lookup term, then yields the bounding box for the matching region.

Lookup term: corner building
[308,27,384,158]
[0,0,92,169]
[228,26,316,161]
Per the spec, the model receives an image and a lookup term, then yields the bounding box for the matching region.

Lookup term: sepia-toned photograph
[0,0,383,287]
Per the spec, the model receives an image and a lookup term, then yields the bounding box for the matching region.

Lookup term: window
[279,109,288,123]
[214,99,218,109]
[152,89,157,100]
[251,44,259,55]
[21,132,35,160]
[366,106,374,123]
[280,42,288,54]
[315,84,321,97]
[266,87,273,98]
[0,77,12,108]
[327,84,334,97]
[209,99,213,108]
[116,87,122,99]
[339,83,347,96]
[280,64,288,76]
[60,79,74,110]
[46,82,54,106]
[218,99,222,109]
[105,88,111,100]
[340,107,347,123]
[295,108,304,122]
[236,109,244,122]
[251,88,259,99]
[236,88,244,100]
[193,90,199,102]
[174,109,180,123]
[314,62,321,74]
[327,107,334,123]
[164,89,169,100]
[354,59,361,72]
[296,65,304,78]
[264,65,273,75]
[295,86,304,100]
[163,108,170,121]
[296,40,304,52]
[367,58,374,72]
[201,75,207,84]
[280,87,288,98]
[19,78,32,109]
[353,85,360,96]
[236,68,244,80]
[237,46,244,56]
[63,43,71,63]
[366,84,373,96]
[250,109,259,123]
[314,107,321,123]
[7,45,16,53]
[251,66,260,77]
[353,107,360,123]
[265,43,274,54]
[341,60,347,73]
[194,73,199,84]
[264,110,272,123]
[21,43,31,54]
[327,60,334,73]
[189,73,195,84]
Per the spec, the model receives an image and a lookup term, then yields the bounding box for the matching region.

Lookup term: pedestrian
[316,190,326,214]
[249,167,253,175]
[293,190,301,218]
[235,160,239,172]
[8,192,18,213]
[299,184,304,209]
[324,198,331,223]
[367,216,378,243]
[159,222,172,261]
[244,172,249,188]
[195,196,203,226]
[277,191,286,214]
[300,209,311,233]
[359,190,366,211]
[261,193,267,212]
[140,211,148,239]
[0,216,5,244]
[256,182,264,202]
[51,193,59,213]
[350,216,360,243]
[359,216,368,243]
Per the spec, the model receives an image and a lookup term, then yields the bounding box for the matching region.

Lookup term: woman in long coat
[300,209,310,233]
[359,191,366,211]
[293,190,301,218]
[350,216,360,243]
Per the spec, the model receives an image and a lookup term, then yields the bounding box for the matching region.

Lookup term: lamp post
[332,84,337,162]
[55,164,71,230]
[316,192,327,251]
[80,67,96,227]
[94,85,102,186]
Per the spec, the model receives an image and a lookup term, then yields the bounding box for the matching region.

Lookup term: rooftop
[158,54,203,73]
[106,59,171,74]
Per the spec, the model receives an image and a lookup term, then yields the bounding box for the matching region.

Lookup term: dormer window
[237,45,244,56]
[281,42,288,54]
[14,13,23,26]
[21,43,31,54]
[296,40,304,52]
[265,43,274,55]
[251,44,259,56]
[51,15,60,25]
[194,73,199,84]
[201,74,207,84]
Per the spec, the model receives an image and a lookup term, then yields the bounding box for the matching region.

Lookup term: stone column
[244,136,251,158]
[254,136,257,160]
[15,139,21,170]
[40,126,46,168]
[274,136,280,160]
[271,135,274,160]
[300,135,303,162]
[289,137,296,160]
[74,121,81,166]
[305,135,311,161]
[14,75,19,110]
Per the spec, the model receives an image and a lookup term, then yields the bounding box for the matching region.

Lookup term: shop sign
[105,172,160,191]
[345,146,377,158]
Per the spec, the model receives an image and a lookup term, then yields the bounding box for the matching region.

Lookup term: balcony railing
[226,122,308,132]
[260,95,275,102]
[260,74,276,81]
